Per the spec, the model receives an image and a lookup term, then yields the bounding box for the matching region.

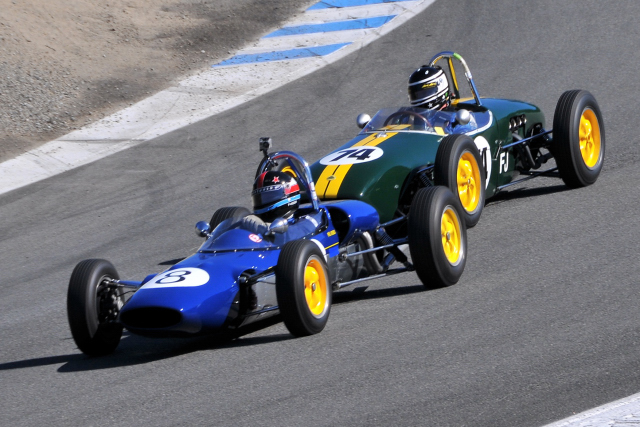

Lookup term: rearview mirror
[356,113,371,129]
[266,217,288,235]
[455,109,471,126]
[195,221,211,238]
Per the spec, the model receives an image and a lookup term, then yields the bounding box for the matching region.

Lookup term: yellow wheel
[456,151,481,214]
[408,186,467,289]
[441,206,462,265]
[276,240,331,337]
[553,90,605,188]
[579,108,601,169]
[304,258,329,318]
[435,134,486,227]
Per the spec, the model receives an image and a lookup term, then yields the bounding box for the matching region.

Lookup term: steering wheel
[383,111,430,129]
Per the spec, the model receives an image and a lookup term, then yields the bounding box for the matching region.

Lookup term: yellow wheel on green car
[441,205,463,265]
[456,151,482,214]
[435,134,486,228]
[552,90,605,188]
[408,186,467,290]
[579,108,602,169]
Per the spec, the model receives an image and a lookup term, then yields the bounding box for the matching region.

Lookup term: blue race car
[67,139,467,355]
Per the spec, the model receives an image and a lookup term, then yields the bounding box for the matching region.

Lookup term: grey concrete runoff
[0,0,435,196]
[543,391,640,426]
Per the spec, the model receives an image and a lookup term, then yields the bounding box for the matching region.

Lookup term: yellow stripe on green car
[316,132,397,199]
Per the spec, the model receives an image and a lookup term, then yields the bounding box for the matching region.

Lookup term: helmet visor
[410,82,441,104]
[251,185,285,210]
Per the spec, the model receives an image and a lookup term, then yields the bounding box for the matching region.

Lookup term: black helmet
[251,171,300,222]
[408,66,450,109]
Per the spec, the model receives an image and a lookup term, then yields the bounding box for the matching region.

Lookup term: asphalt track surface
[1,1,639,426]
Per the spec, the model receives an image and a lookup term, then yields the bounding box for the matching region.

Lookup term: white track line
[0,0,435,195]
[543,392,640,427]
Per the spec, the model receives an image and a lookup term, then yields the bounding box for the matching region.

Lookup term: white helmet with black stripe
[408,66,450,110]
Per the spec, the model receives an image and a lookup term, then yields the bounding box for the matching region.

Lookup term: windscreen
[361,107,487,135]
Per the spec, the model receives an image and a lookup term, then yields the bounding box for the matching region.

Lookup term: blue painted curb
[264,15,396,38]
[212,43,352,67]
[308,0,415,10]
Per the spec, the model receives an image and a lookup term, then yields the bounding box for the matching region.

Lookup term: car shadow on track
[333,283,425,304]
[485,183,569,206]
[0,339,211,373]
[0,284,426,372]
[0,317,287,373]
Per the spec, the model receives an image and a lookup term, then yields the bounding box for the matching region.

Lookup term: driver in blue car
[252,170,301,221]
[239,167,319,236]
[405,65,476,133]
[239,170,301,235]
[246,169,324,235]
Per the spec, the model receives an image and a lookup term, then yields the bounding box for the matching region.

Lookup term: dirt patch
[0,0,315,162]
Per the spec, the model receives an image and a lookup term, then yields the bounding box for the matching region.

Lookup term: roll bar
[428,51,482,106]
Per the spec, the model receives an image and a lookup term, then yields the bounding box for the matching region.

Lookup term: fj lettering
[500,152,509,173]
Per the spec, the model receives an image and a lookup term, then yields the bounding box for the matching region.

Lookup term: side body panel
[473,99,546,197]
[322,199,381,242]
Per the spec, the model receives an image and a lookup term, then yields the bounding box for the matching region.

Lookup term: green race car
[310,51,605,229]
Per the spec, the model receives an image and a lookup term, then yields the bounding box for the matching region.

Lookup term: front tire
[67,259,124,356]
[408,186,467,289]
[209,206,250,232]
[552,90,605,188]
[434,134,486,227]
[276,240,331,337]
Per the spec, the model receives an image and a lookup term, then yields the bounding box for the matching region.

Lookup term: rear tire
[434,134,485,227]
[209,206,250,232]
[276,240,331,337]
[552,90,605,187]
[408,186,467,289]
[67,259,124,356]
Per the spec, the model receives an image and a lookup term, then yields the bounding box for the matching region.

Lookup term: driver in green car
[406,65,476,134]
[408,65,451,110]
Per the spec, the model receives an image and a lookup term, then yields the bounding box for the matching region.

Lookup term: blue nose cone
[120,251,274,335]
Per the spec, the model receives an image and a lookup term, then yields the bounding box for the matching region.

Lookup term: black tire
[67,259,124,356]
[552,90,605,188]
[275,240,331,337]
[209,206,250,232]
[408,186,467,289]
[434,134,486,227]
